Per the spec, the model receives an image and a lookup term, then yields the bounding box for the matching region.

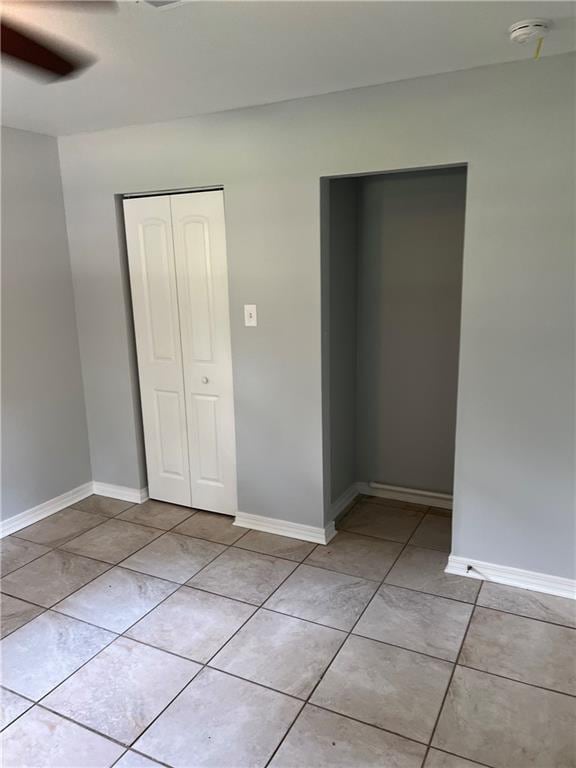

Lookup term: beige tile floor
[1,494,575,768]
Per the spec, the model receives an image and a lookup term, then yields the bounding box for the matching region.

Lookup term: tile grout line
[6,504,143,565]
[2,498,447,603]
[8,498,139,545]
[421,566,484,767]
[7,587,574,741]
[4,504,573,674]
[3,510,273,650]
[0,507,217,739]
[0,499,363,751]
[2,520,191,616]
[2,502,450,765]
[376,578,479,606]
[0,510,162,633]
[4,497,573,765]
[264,502,434,767]
[452,662,576,699]
[116,532,319,764]
[459,599,576,632]
[114,513,366,759]
[31,519,310,759]
[0,546,56,580]
[0,506,239,618]
[427,747,494,768]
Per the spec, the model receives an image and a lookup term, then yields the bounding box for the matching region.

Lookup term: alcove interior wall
[324,166,467,510]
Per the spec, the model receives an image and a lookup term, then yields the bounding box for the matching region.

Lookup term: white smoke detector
[509,19,551,44]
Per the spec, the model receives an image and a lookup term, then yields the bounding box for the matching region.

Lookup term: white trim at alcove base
[234,511,336,545]
[0,482,149,538]
[446,555,576,601]
[357,481,453,509]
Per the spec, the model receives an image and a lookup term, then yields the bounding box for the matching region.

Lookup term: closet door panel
[123,196,192,506]
[191,394,221,483]
[171,191,237,514]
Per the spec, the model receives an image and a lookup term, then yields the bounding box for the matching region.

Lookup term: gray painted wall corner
[1,127,91,519]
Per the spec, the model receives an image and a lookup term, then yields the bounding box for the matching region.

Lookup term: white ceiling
[2,0,575,136]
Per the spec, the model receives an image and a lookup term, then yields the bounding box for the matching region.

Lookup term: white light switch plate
[244,304,257,327]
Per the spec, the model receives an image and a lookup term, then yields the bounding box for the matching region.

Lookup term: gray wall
[356,168,466,493]
[58,54,574,577]
[325,179,359,505]
[1,127,91,520]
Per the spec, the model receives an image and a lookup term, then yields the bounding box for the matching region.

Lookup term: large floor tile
[1,550,110,608]
[385,546,480,603]
[269,704,426,768]
[126,586,255,662]
[311,635,453,743]
[72,494,134,517]
[460,607,576,695]
[409,514,451,552]
[0,537,50,576]
[211,609,345,698]
[340,502,423,542]
[477,581,576,628]
[1,611,115,700]
[354,585,472,661]
[61,519,163,564]
[0,706,123,767]
[424,750,484,768]
[304,532,403,581]
[187,547,297,604]
[134,667,301,768]
[117,500,194,530]
[55,567,178,633]
[433,666,576,768]
[0,689,33,730]
[265,564,378,630]
[173,511,248,544]
[12,508,107,548]
[234,530,316,561]
[0,594,44,638]
[122,532,225,583]
[43,636,200,745]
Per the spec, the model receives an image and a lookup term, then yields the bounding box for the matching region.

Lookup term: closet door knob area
[123,190,237,515]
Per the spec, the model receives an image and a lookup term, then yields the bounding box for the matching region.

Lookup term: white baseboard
[357,481,453,510]
[234,511,336,545]
[0,482,93,538]
[1,481,149,538]
[446,555,576,600]
[330,485,360,522]
[92,482,149,504]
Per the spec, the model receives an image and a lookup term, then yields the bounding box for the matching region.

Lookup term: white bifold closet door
[123,190,237,515]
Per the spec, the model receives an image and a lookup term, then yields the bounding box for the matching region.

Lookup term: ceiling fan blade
[3,1,117,10]
[57,1,118,9]
[1,17,94,79]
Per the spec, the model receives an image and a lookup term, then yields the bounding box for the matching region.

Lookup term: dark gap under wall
[326,166,467,505]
